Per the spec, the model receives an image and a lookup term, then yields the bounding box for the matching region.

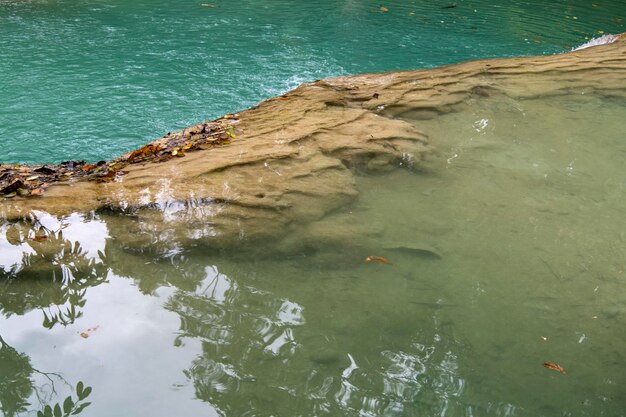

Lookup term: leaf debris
[0,115,240,198]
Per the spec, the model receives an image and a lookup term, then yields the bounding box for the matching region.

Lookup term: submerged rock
[382,241,443,259]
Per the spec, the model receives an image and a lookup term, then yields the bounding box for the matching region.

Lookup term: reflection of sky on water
[0,212,108,273]
[2,273,215,417]
[0,224,35,273]
[50,213,109,260]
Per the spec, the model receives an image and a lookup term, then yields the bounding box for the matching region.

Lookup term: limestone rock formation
[1,34,625,247]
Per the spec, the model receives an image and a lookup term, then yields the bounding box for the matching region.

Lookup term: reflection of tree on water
[163,264,465,416]
[0,216,98,417]
[164,268,305,415]
[0,216,108,328]
[0,335,93,417]
[99,211,215,295]
[0,335,32,417]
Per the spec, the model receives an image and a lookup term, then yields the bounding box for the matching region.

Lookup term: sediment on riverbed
[1,34,625,244]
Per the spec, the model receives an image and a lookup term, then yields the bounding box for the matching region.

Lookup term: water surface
[1,92,625,416]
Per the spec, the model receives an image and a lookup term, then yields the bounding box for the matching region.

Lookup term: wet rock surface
[1,34,625,245]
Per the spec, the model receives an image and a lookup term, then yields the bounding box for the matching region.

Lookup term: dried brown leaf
[543,362,566,374]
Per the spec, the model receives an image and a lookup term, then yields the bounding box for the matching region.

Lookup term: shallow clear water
[1,92,625,416]
[1,0,625,163]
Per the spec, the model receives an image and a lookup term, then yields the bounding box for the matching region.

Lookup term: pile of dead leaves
[0,115,239,199]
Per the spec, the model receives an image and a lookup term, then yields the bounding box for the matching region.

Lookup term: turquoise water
[1,0,625,163]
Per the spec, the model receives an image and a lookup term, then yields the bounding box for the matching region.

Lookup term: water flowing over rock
[1,34,625,248]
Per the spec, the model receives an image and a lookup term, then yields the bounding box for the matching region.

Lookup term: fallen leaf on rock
[94,170,118,183]
[0,178,24,195]
[543,362,566,374]
[125,144,164,162]
[33,166,56,174]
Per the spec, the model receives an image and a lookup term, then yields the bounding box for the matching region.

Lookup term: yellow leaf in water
[380,6,389,12]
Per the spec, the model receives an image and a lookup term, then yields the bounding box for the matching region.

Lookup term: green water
[1,92,625,416]
[1,0,625,164]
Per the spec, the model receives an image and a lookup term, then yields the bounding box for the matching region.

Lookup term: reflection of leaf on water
[0,218,108,328]
[36,381,92,417]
